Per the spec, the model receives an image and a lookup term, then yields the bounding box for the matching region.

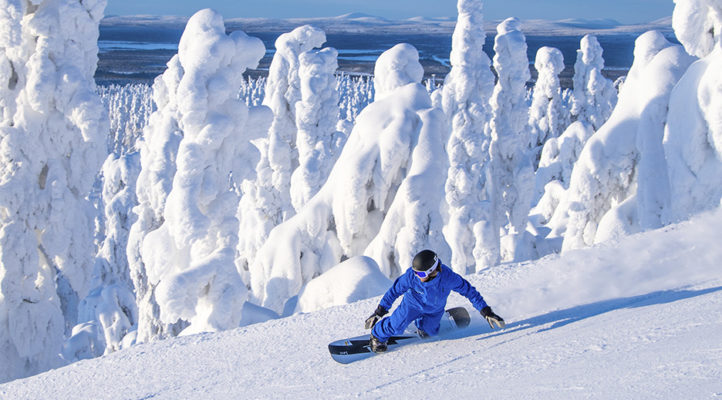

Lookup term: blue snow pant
[371,297,445,342]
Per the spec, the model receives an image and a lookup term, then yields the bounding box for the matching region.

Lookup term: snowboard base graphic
[328,306,471,364]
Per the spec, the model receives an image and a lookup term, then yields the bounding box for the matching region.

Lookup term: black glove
[480,306,506,329]
[365,305,388,329]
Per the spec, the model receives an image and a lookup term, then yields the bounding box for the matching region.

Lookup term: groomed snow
[2,208,721,399]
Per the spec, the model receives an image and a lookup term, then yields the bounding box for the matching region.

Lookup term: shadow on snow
[476,285,722,343]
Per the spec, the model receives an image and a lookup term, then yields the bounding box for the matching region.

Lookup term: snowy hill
[2,208,720,399]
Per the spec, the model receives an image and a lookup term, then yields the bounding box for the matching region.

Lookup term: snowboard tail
[328,306,471,364]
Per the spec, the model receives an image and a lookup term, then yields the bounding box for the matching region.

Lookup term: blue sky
[105,0,673,24]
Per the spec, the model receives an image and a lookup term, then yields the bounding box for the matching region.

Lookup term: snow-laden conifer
[290,47,345,212]
[65,153,141,359]
[98,83,155,154]
[529,46,569,165]
[488,18,534,262]
[664,0,722,222]
[0,0,107,381]
[570,35,617,130]
[531,121,594,224]
[236,26,326,282]
[250,44,447,313]
[559,31,695,251]
[128,9,268,339]
[126,58,186,342]
[263,25,326,219]
[438,0,497,273]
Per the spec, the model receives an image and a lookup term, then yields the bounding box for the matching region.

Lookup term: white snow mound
[294,256,392,313]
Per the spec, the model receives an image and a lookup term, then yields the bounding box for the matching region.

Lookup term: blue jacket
[379,264,488,313]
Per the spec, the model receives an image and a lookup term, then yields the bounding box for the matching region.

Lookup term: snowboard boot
[417,328,430,339]
[369,333,387,353]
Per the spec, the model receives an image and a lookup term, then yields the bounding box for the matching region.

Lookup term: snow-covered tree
[65,152,141,359]
[531,121,594,222]
[570,35,617,130]
[0,0,107,382]
[664,0,722,223]
[529,46,570,165]
[129,9,268,339]
[263,25,326,218]
[237,25,326,281]
[558,31,695,251]
[337,73,375,125]
[126,57,186,342]
[290,47,344,212]
[250,44,447,314]
[488,17,534,262]
[238,75,266,107]
[437,0,497,273]
[98,83,155,155]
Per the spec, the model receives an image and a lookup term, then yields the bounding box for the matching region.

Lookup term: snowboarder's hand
[365,305,388,329]
[480,306,506,329]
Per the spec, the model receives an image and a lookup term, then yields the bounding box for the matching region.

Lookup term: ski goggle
[414,257,439,278]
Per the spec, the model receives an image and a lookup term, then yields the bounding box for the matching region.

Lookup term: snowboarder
[365,249,505,353]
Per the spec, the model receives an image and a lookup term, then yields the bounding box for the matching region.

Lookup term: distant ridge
[335,12,382,20]
[101,13,672,35]
[555,18,621,29]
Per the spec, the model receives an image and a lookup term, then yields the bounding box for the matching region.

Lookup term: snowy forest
[1,0,721,384]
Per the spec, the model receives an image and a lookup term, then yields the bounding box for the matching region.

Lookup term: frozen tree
[0,0,107,382]
[529,46,570,165]
[559,31,695,251]
[75,153,140,355]
[437,0,497,273]
[64,152,140,360]
[531,121,594,222]
[488,17,534,262]
[129,9,268,339]
[263,25,326,219]
[664,0,722,222]
[290,47,344,212]
[249,44,445,314]
[238,75,266,107]
[337,73,374,124]
[364,105,450,278]
[671,0,722,58]
[237,26,326,280]
[570,35,618,130]
[126,57,185,342]
[98,83,155,155]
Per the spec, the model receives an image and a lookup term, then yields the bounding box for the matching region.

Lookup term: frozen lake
[96,24,675,87]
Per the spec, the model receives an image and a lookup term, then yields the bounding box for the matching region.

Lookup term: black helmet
[412,250,439,272]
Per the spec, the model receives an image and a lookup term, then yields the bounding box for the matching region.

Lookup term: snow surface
[2,207,721,399]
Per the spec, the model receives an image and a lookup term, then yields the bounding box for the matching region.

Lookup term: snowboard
[328,306,471,364]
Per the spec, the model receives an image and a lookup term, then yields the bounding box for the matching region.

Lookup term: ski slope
[2,209,721,399]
